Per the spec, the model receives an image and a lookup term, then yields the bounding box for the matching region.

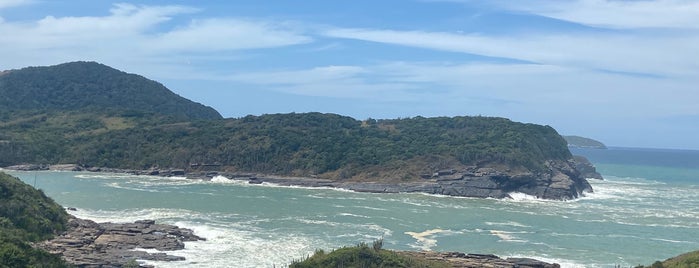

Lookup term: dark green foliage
[0,233,69,268]
[640,251,699,268]
[0,62,572,178]
[0,172,70,267]
[0,172,69,241]
[1,112,571,178]
[289,240,449,268]
[0,61,221,120]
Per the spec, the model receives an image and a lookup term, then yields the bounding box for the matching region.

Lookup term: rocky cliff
[184,158,595,200]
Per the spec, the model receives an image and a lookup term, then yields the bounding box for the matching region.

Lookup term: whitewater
[5,147,699,267]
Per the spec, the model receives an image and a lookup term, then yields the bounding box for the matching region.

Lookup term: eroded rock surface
[228,159,595,200]
[35,217,204,268]
[399,251,561,268]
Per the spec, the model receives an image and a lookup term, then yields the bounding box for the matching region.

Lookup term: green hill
[0,61,222,121]
[0,172,69,267]
[0,62,587,199]
[0,112,571,179]
[563,135,607,149]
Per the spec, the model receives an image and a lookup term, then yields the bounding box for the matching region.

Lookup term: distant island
[563,135,607,149]
[0,61,599,200]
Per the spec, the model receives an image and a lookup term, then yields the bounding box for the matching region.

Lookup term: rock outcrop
[5,157,598,200]
[571,155,603,180]
[399,251,560,268]
[35,216,204,268]
[220,159,594,200]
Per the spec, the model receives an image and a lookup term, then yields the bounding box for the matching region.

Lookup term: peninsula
[0,61,600,200]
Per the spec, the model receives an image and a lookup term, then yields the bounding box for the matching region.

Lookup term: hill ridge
[0,61,222,120]
[0,62,597,200]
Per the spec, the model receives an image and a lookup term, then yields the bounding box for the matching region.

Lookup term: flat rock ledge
[5,157,599,200]
[35,216,204,268]
[399,251,560,268]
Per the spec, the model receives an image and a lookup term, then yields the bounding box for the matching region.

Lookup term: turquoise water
[5,147,699,267]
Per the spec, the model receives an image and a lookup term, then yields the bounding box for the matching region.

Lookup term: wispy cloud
[324,27,697,77]
[0,0,32,9]
[0,3,312,71]
[147,19,311,53]
[225,65,420,99]
[497,0,699,29]
[223,60,698,117]
[431,0,699,29]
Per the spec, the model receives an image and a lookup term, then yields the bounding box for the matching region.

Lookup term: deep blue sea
[4,147,699,267]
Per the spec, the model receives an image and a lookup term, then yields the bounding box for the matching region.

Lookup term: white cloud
[223,60,698,120]
[0,3,312,71]
[500,0,699,30]
[21,4,195,43]
[432,0,699,29]
[224,65,419,99]
[0,0,32,9]
[147,18,311,53]
[324,28,698,77]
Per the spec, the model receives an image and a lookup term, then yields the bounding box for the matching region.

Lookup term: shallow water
[6,147,699,267]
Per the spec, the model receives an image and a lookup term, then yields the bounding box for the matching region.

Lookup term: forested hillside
[1,110,571,180]
[0,62,574,182]
[0,61,221,120]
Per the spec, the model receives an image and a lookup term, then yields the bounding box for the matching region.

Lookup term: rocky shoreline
[37,214,561,268]
[1,166,580,267]
[35,216,204,268]
[399,251,560,268]
[5,157,601,200]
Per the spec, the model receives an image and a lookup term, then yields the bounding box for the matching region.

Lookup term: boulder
[36,216,204,267]
[571,155,603,180]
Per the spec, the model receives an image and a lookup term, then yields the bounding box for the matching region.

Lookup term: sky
[0,0,698,150]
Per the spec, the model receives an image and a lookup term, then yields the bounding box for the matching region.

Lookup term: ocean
[4,147,699,267]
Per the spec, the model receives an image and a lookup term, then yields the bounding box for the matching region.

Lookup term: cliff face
[194,158,594,200]
[571,155,604,180]
[339,159,593,200]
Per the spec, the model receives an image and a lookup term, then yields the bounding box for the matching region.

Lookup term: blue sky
[1,0,698,149]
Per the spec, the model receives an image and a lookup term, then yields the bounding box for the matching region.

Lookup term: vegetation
[0,172,70,267]
[0,112,571,179]
[637,251,699,268]
[0,61,221,120]
[0,61,573,181]
[563,135,607,149]
[290,239,449,268]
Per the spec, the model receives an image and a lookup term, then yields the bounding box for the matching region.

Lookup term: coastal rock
[571,155,603,179]
[331,161,589,200]
[202,160,593,200]
[399,251,560,268]
[4,164,49,171]
[49,164,84,171]
[63,157,597,200]
[36,216,204,268]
